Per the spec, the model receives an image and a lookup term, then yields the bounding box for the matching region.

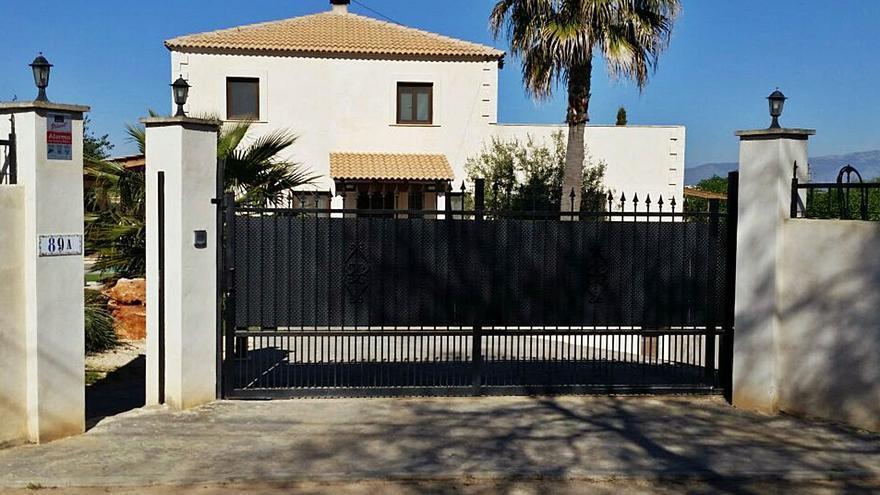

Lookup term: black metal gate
[218,174,738,399]
[0,117,16,185]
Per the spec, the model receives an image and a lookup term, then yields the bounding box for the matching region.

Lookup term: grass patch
[85,369,107,386]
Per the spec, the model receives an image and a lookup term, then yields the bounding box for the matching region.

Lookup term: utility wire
[352,0,403,25]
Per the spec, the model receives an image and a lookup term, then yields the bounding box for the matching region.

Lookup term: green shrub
[85,289,117,354]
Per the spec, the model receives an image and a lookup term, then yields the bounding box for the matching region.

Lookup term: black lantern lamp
[29,53,52,102]
[768,89,787,129]
[171,76,190,117]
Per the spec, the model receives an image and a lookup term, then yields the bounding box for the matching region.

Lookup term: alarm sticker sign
[46,112,72,161]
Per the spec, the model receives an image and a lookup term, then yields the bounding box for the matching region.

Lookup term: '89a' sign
[38,234,83,257]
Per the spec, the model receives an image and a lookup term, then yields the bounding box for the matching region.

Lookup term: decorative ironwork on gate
[217,173,739,399]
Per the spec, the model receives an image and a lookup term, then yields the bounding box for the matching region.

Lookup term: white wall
[778,219,880,431]
[491,124,686,207]
[0,186,26,447]
[145,119,218,410]
[173,51,499,191]
[172,50,685,201]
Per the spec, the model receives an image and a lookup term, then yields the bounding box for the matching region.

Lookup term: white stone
[145,119,219,410]
[0,104,88,443]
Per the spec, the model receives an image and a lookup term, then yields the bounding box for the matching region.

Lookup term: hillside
[686,150,880,185]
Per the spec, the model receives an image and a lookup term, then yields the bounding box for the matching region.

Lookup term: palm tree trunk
[561,59,593,215]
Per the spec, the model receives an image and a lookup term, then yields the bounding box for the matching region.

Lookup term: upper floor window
[227,77,260,120]
[397,83,433,125]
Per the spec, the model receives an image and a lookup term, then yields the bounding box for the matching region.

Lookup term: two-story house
[166,0,686,212]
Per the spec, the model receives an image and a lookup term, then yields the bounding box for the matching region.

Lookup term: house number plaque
[38,234,83,257]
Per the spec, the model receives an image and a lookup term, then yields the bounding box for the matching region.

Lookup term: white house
[166,0,685,211]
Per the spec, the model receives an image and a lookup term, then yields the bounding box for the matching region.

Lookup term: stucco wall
[778,219,880,431]
[0,186,26,447]
[172,50,685,202]
[491,124,686,207]
[173,51,499,191]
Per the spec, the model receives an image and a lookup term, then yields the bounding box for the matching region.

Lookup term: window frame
[396,82,434,125]
[226,76,261,121]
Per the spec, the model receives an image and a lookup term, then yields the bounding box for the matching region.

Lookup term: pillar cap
[0,101,90,114]
[736,128,816,141]
[141,116,221,131]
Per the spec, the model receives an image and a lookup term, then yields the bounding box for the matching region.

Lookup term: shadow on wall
[734,214,880,432]
[777,220,880,431]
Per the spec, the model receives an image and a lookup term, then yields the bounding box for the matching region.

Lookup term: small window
[226,77,260,120]
[397,83,433,124]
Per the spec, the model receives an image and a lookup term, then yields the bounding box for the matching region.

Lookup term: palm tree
[86,117,316,278]
[490,0,680,212]
[126,114,317,205]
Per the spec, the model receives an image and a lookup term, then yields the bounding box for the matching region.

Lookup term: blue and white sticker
[38,234,83,257]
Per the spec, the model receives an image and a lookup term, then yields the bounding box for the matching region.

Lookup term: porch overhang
[330,152,454,185]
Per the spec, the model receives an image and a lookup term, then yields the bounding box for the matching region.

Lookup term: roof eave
[166,43,504,61]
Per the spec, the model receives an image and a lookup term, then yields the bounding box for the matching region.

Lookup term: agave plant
[85,114,316,278]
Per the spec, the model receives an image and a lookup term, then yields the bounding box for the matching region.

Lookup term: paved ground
[0,396,878,494]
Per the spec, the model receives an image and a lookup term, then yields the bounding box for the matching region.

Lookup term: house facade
[166,0,685,211]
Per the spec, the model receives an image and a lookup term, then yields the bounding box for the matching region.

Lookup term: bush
[85,289,117,354]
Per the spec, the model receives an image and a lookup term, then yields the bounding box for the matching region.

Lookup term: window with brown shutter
[226,77,260,120]
[397,83,433,124]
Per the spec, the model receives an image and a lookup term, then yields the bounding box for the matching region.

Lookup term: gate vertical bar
[720,172,739,401]
[223,191,237,397]
[472,179,485,393]
[704,199,720,385]
[8,119,16,184]
[157,172,166,404]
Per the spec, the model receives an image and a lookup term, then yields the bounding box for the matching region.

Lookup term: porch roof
[330,153,454,182]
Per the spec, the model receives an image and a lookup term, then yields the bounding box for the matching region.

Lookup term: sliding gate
[219,176,738,399]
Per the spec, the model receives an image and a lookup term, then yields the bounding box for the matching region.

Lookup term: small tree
[466,131,607,213]
[616,107,628,126]
[685,175,729,214]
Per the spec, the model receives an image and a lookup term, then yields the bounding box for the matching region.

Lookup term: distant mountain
[686,150,880,185]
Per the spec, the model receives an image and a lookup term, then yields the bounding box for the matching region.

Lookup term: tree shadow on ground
[86,355,145,430]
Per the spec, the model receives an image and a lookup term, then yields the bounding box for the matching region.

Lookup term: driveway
[0,396,878,493]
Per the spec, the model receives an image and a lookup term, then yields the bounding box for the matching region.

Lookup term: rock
[105,278,147,340]
[109,303,147,340]
[104,278,146,305]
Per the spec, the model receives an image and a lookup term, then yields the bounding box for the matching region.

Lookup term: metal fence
[219,173,739,399]
[0,118,16,185]
[792,164,880,221]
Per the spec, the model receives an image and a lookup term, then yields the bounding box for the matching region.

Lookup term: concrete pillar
[144,117,220,410]
[732,127,814,413]
[0,102,90,443]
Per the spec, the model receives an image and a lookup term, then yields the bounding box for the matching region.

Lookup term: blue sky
[1,0,878,166]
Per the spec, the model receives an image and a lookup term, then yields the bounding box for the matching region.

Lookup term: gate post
[0,101,89,444]
[732,126,813,414]
[144,116,220,410]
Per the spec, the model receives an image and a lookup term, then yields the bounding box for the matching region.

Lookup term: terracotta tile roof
[330,153,454,181]
[684,187,728,201]
[166,12,504,59]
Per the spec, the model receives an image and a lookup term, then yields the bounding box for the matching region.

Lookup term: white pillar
[0,102,89,443]
[732,127,814,413]
[144,117,220,410]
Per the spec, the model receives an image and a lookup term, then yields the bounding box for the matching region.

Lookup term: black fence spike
[460,180,467,193]
[633,193,640,204]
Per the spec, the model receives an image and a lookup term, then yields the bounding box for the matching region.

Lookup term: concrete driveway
[0,395,878,494]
